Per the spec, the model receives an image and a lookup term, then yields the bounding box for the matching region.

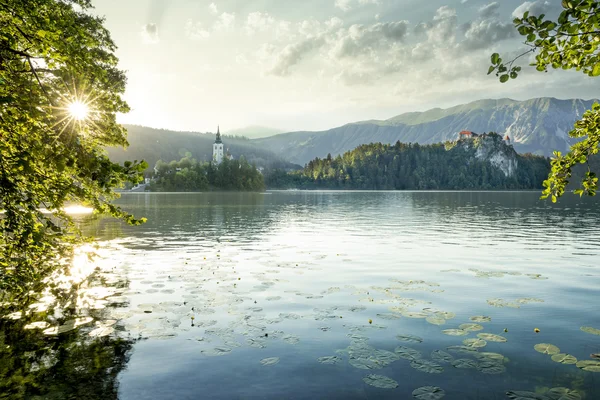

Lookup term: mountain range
[255,97,597,165]
[109,97,597,170]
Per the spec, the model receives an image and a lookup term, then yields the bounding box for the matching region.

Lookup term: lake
[2,191,600,399]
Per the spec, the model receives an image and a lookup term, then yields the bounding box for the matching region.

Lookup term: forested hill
[255,97,597,165]
[106,125,300,171]
[265,133,550,190]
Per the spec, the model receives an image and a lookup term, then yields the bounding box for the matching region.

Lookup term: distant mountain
[227,125,284,139]
[106,125,300,172]
[255,98,597,165]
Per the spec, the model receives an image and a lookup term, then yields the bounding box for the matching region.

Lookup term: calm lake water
[3,191,600,399]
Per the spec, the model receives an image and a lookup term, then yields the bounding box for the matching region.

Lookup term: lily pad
[580,326,600,336]
[575,360,600,372]
[402,311,429,319]
[459,323,484,332]
[551,354,577,365]
[477,333,507,343]
[431,350,454,363]
[451,358,478,369]
[442,329,469,336]
[546,387,581,400]
[260,357,280,366]
[377,313,402,320]
[363,374,398,389]
[446,345,478,355]
[506,391,548,400]
[470,316,491,323]
[395,346,422,361]
[426,316,446,326]
[477,360,506,374]
[410,359,443,374]
[201,346,232,356]
[282,335,300,344]
[396,334,423,343]
[317,356,341,365]
[534,343,560,355]
[463,338,487,348]
[412,386,445,400]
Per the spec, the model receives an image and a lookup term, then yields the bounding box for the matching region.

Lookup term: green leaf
[499,74,510,83]
[591,63,600,76]
[491,53,500,65]
[487,66,495,75]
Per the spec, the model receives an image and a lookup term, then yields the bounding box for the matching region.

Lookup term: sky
[92,0,599,133]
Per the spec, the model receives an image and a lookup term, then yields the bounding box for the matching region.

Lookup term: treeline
[149,157,265,192]
[265,138,550,190]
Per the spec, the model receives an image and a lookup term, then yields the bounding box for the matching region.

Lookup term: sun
[68,101,89,121]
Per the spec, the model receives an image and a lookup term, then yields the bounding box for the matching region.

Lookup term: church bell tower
[213,125,224,164]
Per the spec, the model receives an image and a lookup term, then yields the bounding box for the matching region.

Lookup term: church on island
[212,126,232,164]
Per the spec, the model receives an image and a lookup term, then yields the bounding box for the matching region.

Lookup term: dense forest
[106,125,300,174]
[265,135,551,190]
[149,157,265,192]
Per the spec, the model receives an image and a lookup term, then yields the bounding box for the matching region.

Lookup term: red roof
[459,130,473,136]
[504,135,510,140]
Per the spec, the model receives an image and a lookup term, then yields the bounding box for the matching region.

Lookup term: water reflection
[2,192,600,399]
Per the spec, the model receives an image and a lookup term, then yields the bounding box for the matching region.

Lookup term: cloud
[245,12,276,35]
[269,37,325,76]
[214,12,236,32]
[209,3,218,15]
[512,1,551,18]
[185,20,210,40]
[141,23,159,44]
[479,2,500,19]
[331,21,409,59]
[461,19,515,50]
[335,0,379,12]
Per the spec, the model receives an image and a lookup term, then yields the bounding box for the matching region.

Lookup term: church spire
[215,125,222,144]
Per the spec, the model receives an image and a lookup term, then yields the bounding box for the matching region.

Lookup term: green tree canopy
[488,0,600,201]
[0,0,146,295]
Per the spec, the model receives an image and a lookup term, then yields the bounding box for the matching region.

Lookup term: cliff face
[455,133,519,177]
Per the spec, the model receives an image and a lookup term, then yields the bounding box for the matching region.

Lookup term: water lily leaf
[446,345,478,355]
[580,326,600,336]
[442,329,469,336]
[282,334,300,344]
[426,316,446,326]
[477,360,506,374]
[396,334,423,343]
[362,374,398,389]
[459,323,484,332]
[463,338,487,348]
[402,311,428,318]
[260,357,280,366]
[431,350,454,363]
[349,357,382,370]
[317,356,341,365]
[551,354,577,365]
[546,387,581,400]
[377,312,402,320]
[412,386,445,400]
[534,343,560,355]
[410,359,443,373]
[470,316,491,323]
[88,326,115,337]
[451,358,478,369]
[575,360,600,372]
[373,349,400,364]
[395,346,422,361]
[477,333,507,342]
[23,321,50,330]
[474,352,506,362]
[201,346,232,356]
[506,391,548,400]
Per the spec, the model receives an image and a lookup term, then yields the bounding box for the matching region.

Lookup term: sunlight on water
[2,192,599,399]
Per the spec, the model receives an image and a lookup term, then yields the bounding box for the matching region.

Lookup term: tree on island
[488,0,600,201]
[0,0,146,294]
